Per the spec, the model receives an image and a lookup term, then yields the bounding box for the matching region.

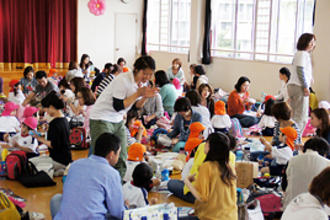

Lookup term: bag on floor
[123,203,177,220]
[0,192,21,220]
[18,161,56,188]
[230,118,244,137]
[29,155,54,179]
[5,151,27,180]
[69,127,88,149]
[238,199,264,220]
[248,190,282,218]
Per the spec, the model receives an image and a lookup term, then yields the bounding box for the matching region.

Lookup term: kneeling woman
[227,76,259,127]
[167,97,202,152]
[183,132,238,220]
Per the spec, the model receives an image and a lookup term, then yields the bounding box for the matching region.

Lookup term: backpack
[69,127,88,149]
[0,192,21,220]
[248,190,282,219]
[230,118,244,137]
[5,151,27,180]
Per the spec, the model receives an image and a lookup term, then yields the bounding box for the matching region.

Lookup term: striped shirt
[96,74,114,97]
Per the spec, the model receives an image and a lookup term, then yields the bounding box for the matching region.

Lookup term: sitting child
[260,126,297,176]
[123,143,147,183]
[184,122,205,162]
[22,106,39,119]
[0,102,20,141]
[258,96,276,136]
[211,100,232,133]
[8,80,25,105]
[123,163,160,208]
[5,117,39,158]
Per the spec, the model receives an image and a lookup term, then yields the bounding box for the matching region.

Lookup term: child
[275,67,290,102]
[184,132,238,219]
[5,117,39,158]
[0,102,20,141]
[211,100,232,133]
[8,80,25,105]
[34,91,72,176]
[260,127,297,176]
[125,109,145,146]
[184,122,205,162]
[123,163,160,208]
[258,96,276,136]
[172,78,183,97]
[76,86,95,138]
[123,143,147,183]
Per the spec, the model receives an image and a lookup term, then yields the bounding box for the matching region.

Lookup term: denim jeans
[167,179,195,204]
[232,114,259,128]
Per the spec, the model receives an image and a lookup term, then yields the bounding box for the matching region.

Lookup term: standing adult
[89,56,158,179]
[287,33,316,132]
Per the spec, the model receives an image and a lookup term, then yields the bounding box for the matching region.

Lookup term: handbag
[18,161,56,188]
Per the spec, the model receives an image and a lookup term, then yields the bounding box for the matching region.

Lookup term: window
[211,0,314,63]
[147,0,191,53]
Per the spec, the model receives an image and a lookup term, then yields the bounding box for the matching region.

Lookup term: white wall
[77,0,143,69]
[150,0,330,101]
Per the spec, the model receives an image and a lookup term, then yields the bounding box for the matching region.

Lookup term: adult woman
[282,137,329,209]
[310,108,330,143]
[167,97,202,152]
[227,76,258,127]
[198,83,215,117]
[287,33,316,132]
[20,66,37,96]
[140,81,164,128]
[66,61,83,82]
[183,133,237,220]
[166,58,185,86]
[271,102,302,146]
[79,54,92,81]
[155,70,178,116]
[89,56,158,179]
[275,67,291,102]
[282,167,330,220]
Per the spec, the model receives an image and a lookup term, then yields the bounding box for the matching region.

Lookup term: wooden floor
[0,150,192,220]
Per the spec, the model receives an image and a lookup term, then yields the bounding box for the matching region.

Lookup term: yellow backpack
[0,192,21,220]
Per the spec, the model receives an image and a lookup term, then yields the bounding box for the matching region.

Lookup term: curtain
[141,0,148,56]
[202,0,212,64]
[0,0,77,70]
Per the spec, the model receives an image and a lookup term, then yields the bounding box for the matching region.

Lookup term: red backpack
[69,127,88,149]
[5,151,27,180]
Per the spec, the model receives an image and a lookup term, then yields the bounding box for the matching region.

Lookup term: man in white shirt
[89,56,158,179]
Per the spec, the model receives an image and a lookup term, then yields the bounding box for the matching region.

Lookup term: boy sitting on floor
[259,126,297,176]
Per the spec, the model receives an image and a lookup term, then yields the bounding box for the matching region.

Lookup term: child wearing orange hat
[0,102,20,141]
[5,117,39,158]
[8,79,25,105]
[123,143,147,183]
[211,100,232,133]
[184,122,205,162]
[260,126,298,176]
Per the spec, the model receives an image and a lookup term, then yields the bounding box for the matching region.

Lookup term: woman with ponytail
[183,132,238,220]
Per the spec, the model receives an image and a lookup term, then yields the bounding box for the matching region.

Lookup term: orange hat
[49,68,57,77]
[127,143,146,161]
[123,67,129,72]
[280,127,298,150]
[188,122,205,139]
[214,100,226,115]
[264,95,275,103]
[130,120,147,137]
[184,138,203,158]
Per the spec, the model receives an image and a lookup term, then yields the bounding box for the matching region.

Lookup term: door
[114,13,138,68]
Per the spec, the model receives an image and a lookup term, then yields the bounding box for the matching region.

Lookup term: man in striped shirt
[96,64,121,97]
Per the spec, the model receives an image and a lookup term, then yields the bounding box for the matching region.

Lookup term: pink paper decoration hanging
[88,0,106,16]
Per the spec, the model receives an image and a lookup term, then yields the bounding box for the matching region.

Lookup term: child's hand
[152,178,161,186]
[124,200,130,208]
[187,174,196,183]
[259,137,267,145]
[149,198,158,205]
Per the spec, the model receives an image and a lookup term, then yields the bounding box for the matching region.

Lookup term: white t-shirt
[282,193,328,220]
[123,182,148,208]
[90,72,139,123]
[9,133,38,153]
[211,114,232,129]
[0,116,20,133]
[289,50,313,88]
[258,115,276,129]
[272,145,293,165]
[123,160,141,183]
[274,81,289,101]
[8,91,25,105]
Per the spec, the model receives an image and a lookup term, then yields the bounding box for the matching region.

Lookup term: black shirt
[47,117,72,165]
